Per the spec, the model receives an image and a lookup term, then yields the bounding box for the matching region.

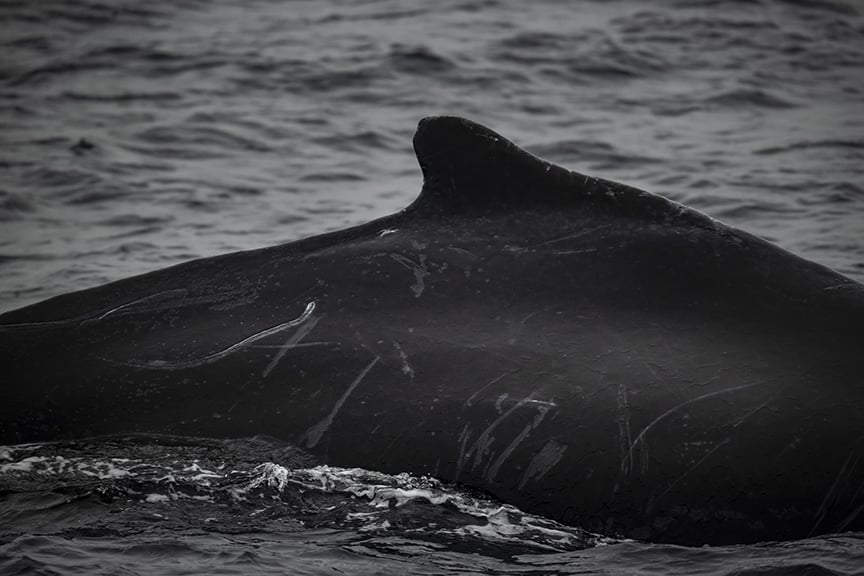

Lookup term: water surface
[1,0,863,573]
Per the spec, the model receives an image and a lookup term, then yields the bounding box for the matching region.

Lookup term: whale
[1,116,862,545]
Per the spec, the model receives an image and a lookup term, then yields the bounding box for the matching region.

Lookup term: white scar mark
[522,398,557,408]
[457,393,537,479]
[378,228,398,237]
[390,253,428,298]
[304,356,380,449]
[95,289,189,321]
[551,248,599,256]
[0,289,190,330]
[622,383,758,472]
[617,382,635,476]
[262,316,320,377]
[823,282,853,291]
[519,439,568,489]
[446,247,476,258]
[487,424,533,482]
[465,371,516,407]
[248,341,336,350]
[0,317,78,330]
[393,341,414,379]
[486,405,551,482]
[119,301,316,370]
[810,438,864,536]
[730,390,780,428]
[537,224,613,247]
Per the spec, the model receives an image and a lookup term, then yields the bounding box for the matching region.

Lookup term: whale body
[1,117,862,545]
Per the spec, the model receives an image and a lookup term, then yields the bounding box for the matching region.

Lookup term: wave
[755,140,864,155]
[0,436,603,552]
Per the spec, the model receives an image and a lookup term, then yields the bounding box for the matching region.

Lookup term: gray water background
[1,0,864,574]
[1,0,863,313]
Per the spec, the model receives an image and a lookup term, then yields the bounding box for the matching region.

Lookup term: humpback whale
[1,117,862,545]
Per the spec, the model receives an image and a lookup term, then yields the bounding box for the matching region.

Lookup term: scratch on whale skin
[95,286,263,322]
[0,288,191,330]
[486,404,552,482]
[810,437,864,536]
[304,356,380,449]
[390,253,428,298]
[261,316,320,377]
[465,371,516,407]
[519,439,568,489]
[617,382,635,476]
[457,392,541,480]
[446,247,476,258]
[457,424,472,472]
[487,424,533,482]
[226,316,320,414]
[249,341,337,350]
[536,224,613,247]
[393,341,414,379]
[621,382,759,474]
[109,301,317,370]
[94,289,190,321]
[551,248,599,256]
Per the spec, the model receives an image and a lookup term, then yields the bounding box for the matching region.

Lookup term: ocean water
[1,0,863,573]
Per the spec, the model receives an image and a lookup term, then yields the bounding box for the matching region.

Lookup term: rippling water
[1,0,862,313]
[1,0,863,573]
[3,437,864,575]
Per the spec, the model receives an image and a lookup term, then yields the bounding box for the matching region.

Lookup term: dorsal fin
[409,116,715,230]
[411,116,576,213]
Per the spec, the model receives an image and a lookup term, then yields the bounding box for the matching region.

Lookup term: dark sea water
[1,0,863,573]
